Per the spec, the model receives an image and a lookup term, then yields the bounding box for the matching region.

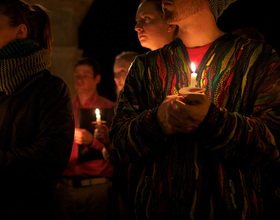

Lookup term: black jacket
[0,70,74,219]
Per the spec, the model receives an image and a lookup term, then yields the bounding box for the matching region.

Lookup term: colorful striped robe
[109,34,280,219]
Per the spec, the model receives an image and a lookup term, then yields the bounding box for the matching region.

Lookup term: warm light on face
[191,62,196,73]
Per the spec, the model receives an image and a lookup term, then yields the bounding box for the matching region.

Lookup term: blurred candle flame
[191,62,196,73]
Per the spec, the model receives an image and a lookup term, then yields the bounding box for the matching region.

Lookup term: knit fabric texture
[109,34,280,219]
[208,0,237,21]
[0,39,51,95]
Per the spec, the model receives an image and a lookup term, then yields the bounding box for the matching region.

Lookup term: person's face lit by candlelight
[113,51,139,94]
[74,64,101,95]
[135,0,178,50]
[113,58,131,92]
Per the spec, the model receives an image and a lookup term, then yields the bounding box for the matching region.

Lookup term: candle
[190,62,197,87]
[95,108,101,125]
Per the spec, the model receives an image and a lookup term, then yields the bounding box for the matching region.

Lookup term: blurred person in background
[113,51,140,96]
[0,0,74,219]
[97,51,139,220]
[55,57,115,220]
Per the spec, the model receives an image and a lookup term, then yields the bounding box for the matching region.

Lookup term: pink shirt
[63,92,115,178]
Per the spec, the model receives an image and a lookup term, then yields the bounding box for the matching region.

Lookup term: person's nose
[114,76,121,82]
[135,21,143,32]
[75,75,84,82]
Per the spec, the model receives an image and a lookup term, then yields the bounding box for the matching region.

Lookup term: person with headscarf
[109,0,280,219]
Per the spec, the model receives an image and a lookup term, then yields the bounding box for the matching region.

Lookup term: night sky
[79,0,279,101]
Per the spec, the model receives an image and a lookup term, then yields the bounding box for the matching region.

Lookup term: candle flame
[191,62,196,73]
[95,108,100,116]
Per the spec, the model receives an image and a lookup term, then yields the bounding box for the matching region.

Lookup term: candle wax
[191,73,197,87]
[190,62,197,87]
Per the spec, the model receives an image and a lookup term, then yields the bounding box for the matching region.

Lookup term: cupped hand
[156,94,211,135]
[74,128,93,145]
[94,124,110,145]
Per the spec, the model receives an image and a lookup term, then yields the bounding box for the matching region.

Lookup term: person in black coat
[0,1,74,219]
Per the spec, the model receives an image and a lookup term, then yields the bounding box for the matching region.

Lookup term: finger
[80,128,88,134]
[74,131,81,139]
[170,100,177,111]
[74,129,81,136]
[177,95,185,102]
[167,110,185,127]
[184,94,207,104]
[167,111,198,132]
[165,95,178,100]
[74,137,82,144]
[96,133,105,139]
[170,99,189,114]
[95,124,102,130]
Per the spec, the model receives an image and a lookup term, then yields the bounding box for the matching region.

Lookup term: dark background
[79,0,279,102]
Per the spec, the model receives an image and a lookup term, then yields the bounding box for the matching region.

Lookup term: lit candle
[95,108,101,125]
[190,62,197,87]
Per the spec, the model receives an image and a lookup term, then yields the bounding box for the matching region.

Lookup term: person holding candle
[0,0,74,219]
[109,0,280,219]
[95,51,139,220]
[96,2,180,213]
[55,57,115,220]
[97,1,180,217]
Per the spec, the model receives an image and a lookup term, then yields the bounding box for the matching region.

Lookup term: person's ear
[94,74,101,84]
[16,24,28,39]
[167,24,177,33]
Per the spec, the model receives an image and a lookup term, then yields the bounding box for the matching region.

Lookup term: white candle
[190,62,197,87]
[95,108,101,125]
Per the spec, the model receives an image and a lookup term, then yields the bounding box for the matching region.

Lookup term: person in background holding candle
[55,57,115,220]
[95,51,139,220]
[109,0,280,219]
[0,1,74,219]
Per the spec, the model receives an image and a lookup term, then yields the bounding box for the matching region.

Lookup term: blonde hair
[115,51,139,63]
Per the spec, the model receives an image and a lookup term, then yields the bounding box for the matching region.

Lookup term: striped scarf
[0,39,51,95]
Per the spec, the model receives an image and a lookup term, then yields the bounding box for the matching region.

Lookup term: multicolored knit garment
[0,39,51,95]
[109,34,280,219]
